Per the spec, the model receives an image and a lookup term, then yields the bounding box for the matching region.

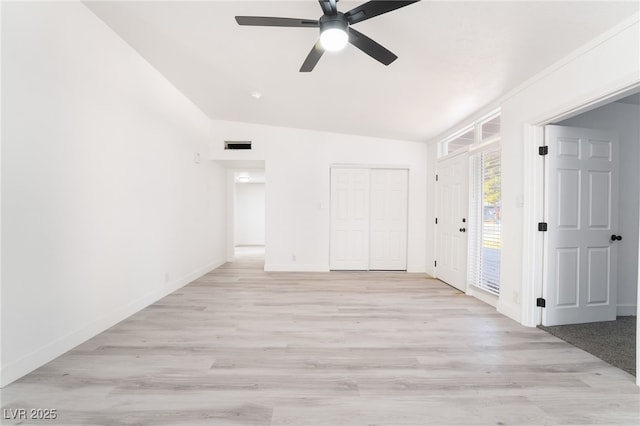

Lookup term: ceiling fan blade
[348,27,397,65]
[318,0,338,15]
[300,40,325,72]
[345,1,420,25]
[235,16,319,27]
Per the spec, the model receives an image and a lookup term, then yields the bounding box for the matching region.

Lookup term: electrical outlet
[292,254,296,262]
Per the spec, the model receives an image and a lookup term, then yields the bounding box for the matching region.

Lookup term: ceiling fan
[235,0,421,72]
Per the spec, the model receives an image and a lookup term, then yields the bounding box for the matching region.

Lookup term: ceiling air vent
[225,141,252,150]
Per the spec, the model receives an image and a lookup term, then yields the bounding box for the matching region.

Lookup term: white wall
[210,121,428,273]
[1,2,227,386]
[557,102,640,316]
[426,16,639,324]
[235,183,265,246]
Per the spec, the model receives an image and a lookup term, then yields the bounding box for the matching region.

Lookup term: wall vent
[225,141,252,150]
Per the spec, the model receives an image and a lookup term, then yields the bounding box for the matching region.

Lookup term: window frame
[467,140,502,296]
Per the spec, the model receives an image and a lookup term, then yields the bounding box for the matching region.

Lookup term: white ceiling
[86,1,639,142]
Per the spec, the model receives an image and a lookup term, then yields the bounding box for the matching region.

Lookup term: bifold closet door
[369,169,408,270]
[330,168,408,271]
[330,168,370,270]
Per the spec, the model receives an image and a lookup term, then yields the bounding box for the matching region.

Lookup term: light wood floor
[2,251,639,425]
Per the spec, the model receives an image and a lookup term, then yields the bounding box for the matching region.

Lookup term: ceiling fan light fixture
[235,0,422,72]
[320,27,348,52]
[319,13,349,52]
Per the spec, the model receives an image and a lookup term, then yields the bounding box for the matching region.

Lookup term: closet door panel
[330,168,370,270]
[369,169,408,270]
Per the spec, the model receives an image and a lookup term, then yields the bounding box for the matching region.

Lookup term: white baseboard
[163,258,225,295]
[617,304,638,316]
[264,263,330,272]
[496,299,522,324]
[468,286,499,308]
[0,258,225,388]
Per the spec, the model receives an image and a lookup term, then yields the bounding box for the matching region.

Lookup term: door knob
[610,234,622,241]
[459,228,466,233]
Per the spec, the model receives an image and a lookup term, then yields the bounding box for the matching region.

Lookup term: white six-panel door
[435,154,469,291]
[370,169,408,270]
[330,168,408,271]
[543,125,619,325]
[330,168,370,270]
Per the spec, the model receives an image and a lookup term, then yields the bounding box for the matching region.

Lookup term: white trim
[0,259,225,388]
[441,124,475,145]
[330,163,411,170]
[264,264,330,272]
[478,109,502,125]
[497,299,522,323]
[436,148,469,163]
[521,124,546,327]
[427,13,640,146]
[468,285,498,308]
[530,81,640,126]
[467,136,501,154]
[617,304,637,316]
[510,13,639,113]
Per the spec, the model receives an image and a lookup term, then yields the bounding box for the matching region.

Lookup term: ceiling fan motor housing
[319,12,349,34]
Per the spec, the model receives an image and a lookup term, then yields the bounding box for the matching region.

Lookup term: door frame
[329,164,411,272]
[521,81,640,385]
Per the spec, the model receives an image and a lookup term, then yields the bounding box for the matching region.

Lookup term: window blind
[468,148,501,295]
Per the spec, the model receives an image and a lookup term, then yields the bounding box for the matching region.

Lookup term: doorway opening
[537,90,639,377]
[233,169,266,263]
[215,159,267,268]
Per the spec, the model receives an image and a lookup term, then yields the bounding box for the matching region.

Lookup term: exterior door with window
[435,153,468,291]
[543,125,619,326]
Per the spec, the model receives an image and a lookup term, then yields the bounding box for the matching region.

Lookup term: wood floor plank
[1,250,639,425]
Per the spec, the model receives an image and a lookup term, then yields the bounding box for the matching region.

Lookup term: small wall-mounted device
[224,141,252,150]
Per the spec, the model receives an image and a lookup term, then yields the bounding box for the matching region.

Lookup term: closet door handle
[459,228,466,233]
[610,234,622,241]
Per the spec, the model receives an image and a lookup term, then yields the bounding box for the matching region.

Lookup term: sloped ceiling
[86,1,639,142]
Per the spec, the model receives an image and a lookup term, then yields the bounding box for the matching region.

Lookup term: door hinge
[435,218,438,224]
[435,174,439,182]
[536,297,546,308]
[538,222,548,232]
[434,260,437,267]
[539,146,549,156]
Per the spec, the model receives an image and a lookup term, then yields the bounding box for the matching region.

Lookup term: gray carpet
[538,316,636,376]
